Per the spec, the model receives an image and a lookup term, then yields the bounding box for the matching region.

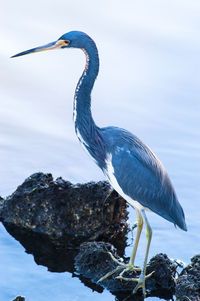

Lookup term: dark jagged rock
[75,241,176,299]
[0,196,4,208]
[146,253,177,297]
[75,241,132,288]
[12,297,25,301]
[176,255,200,301]
[0,173,129,296]
[0,173,128,254]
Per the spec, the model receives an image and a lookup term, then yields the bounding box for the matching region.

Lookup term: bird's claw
[115,265,141,281]
[132,271,154,297]
[115,270,153,282]
[97,260,141,283]
[97,251,154,297]
[97,265,124,282]
[116,270,154,297]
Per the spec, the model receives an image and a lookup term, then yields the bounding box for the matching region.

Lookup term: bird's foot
[97,253,141,283]
[97,265,126,282]
[116,270,154,297]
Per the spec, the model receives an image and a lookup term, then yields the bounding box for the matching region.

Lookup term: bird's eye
[64,40,70,45]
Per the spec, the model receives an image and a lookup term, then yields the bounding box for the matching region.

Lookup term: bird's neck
[73,43,99,128]
[73,39,106,168]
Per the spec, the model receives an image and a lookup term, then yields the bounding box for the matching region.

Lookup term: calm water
[1,1,200,300]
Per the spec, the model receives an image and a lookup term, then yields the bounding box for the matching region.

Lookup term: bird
[12,31,187,297]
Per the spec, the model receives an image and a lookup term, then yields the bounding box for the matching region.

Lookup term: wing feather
[101,126,187,230]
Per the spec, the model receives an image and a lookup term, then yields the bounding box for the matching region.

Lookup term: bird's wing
[102,127,187,230]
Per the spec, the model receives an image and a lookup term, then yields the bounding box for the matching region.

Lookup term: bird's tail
[170,193,187,231]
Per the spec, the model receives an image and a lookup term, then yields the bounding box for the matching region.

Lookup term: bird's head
[11,31,92,58]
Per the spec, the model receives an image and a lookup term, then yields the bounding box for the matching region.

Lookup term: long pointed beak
[11,40,67,58]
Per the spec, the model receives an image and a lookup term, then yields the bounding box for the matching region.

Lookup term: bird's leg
[129,209,143,267]
[116,209,143,279]
[131,209,154,297]
[98,209,143,283]
[117,210,154,297]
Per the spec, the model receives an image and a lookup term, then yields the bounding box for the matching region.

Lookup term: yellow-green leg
[98,208,154,297]
[115,209,143,279]
[98,209,143,282]
[131,209,154,297]
[129,209,143,266]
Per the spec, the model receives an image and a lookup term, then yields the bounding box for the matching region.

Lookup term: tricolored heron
[12,31,187,297]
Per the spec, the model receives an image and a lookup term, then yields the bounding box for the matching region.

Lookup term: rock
[75,241,177,299]
[176,255,200,301]
[75,241,132,288]
[12,297,25,301]
[0,196,4,208]
[0,173,128,254]
[146,253,177,296]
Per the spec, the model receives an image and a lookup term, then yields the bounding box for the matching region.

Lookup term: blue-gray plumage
[12,30,187,296]
[102,126,187,230]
